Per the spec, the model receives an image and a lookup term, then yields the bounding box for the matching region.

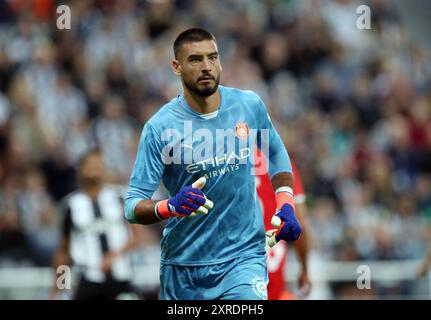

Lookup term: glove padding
[157,177,213,219]
[266,203,301,248]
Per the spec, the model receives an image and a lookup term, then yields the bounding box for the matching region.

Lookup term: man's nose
[201,57,212,71]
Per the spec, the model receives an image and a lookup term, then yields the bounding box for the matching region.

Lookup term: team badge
[235,122,249,139]
[250,276,268,300]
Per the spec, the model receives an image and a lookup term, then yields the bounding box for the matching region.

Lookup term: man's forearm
[133,199,161,225]
[294,236,308,272]
[53,250,69,270]
[53,236,70,269]
[271,172,294,192]
[293,204,310,273]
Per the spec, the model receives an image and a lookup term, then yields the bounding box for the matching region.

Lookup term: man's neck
[82,183,102,200]
[184,88,220,114]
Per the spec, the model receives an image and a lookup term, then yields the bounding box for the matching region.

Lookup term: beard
[183,74,220,97]
[80,176,103,186]
[79,171,103,185]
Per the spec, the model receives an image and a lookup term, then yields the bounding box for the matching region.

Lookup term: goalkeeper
[124,28,301,300]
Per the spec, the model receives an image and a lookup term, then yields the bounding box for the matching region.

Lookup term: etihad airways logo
[160,121,269,175]
[186,147,251,176]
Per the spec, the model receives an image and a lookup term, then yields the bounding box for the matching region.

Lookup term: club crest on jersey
[235,122,249,139]
[250,276,267,300]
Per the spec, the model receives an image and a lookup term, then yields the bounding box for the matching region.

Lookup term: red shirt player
[255,149,311,300]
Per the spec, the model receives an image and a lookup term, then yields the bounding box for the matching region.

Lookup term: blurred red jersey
[255,149,305,300]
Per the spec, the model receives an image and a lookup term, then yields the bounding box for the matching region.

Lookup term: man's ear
[171,59,181,76]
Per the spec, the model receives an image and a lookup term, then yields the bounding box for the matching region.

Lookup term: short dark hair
[173,28,217,58]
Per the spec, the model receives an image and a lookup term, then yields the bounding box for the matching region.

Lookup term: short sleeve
[255,94,292,177]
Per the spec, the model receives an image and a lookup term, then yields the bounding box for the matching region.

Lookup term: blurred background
[0,0,430,299]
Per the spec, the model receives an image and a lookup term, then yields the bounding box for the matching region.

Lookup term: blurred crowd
[0,0,430,295]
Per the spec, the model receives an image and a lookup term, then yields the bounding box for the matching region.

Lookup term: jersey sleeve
[124,123,165,223]
[255,94,292,178]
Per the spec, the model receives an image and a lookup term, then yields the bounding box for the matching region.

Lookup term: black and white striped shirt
[61,185,132,283]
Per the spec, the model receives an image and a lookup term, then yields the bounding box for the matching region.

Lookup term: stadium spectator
[51,149,144,300]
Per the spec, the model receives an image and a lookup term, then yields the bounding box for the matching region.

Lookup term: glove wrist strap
[155,199,171,220]
[275,186,295,211]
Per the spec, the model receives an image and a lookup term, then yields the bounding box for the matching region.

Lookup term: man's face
[79,153,105,184]
[172,40,222,97]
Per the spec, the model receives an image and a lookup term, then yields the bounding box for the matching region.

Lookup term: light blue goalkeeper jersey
[125,85,292,265]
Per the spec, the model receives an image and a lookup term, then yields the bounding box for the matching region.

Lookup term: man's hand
[266,204,302,247]
[297,270,312,298]
[155,177,214,220]
[266,187,301,248]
